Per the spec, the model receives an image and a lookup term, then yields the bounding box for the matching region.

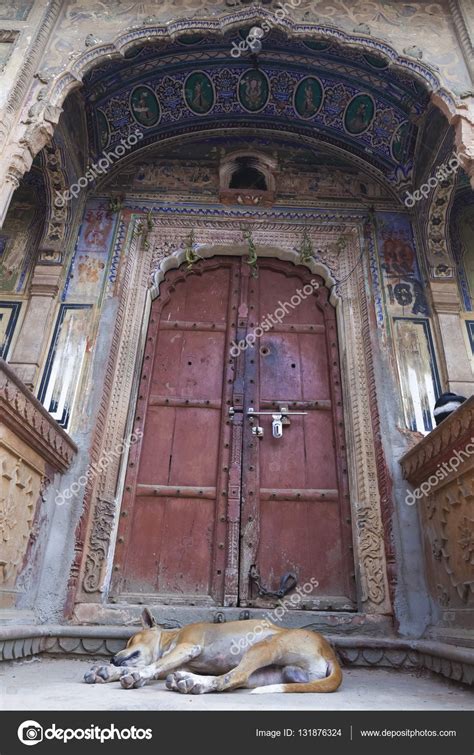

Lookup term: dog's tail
[250,659,343,694]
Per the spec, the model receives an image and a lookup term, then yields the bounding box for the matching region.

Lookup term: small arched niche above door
[219,151,277,207]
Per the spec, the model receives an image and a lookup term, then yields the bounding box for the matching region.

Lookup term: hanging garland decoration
[242,226,259,278]
[108,194,124,213]
[297,226,315,264]
[184,229,201,269]
[134,210,155,250]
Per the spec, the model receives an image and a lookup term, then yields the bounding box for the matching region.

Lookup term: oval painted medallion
[184,71,215,115]
[344,93,375,135]
[294,77,323,119]
[238,70,270,113]
[130,85,161,128]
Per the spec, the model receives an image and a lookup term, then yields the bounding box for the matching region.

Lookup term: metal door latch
[272,414,283,438]
[247,406,307,439]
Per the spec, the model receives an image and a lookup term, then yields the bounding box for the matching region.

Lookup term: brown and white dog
[84,609,342,694]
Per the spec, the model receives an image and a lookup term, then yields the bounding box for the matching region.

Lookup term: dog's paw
[167,670,213,695]
[83,665,111,684]
[120,671,146,689]
[96,666,116,682]
[165,673,179,691]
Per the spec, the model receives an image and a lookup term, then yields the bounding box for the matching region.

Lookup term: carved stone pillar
[429,280,474,396]
[0,168,22,229]
[8,263,62,390]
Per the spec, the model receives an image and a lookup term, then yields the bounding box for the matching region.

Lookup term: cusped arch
[9,12,471,185]
[2,9,473,229]
[150,240,339,306]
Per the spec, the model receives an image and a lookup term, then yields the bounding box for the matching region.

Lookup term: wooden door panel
[168,408,221,486]
[123,495,215,597]
[137,406,221,486]
[151,330,226,399]
[259,333,305,398]
[121,497,165,593]
[136,406,176,483]
[259,332,331,400]
[172,266,230,322]
[259,413,338,491]
[258,500,347,602]
[240,261,354,609]
[153,497,215,595]
[299,333,331,398]
[112,259,238,605]
[112,257,354,610]
[258,269,325,326]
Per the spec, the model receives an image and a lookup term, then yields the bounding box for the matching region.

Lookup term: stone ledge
[0,625,472,686]
[0,358,77,473]
[72,603,394,635]
[400,396,474,485]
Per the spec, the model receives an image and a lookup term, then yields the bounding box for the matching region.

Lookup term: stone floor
[1,657,473,710]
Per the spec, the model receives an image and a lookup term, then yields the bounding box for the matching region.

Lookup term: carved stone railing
[0,359,77,607]
[400,397,474,640]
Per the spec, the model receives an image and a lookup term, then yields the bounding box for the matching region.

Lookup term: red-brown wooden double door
[111,257,355,610]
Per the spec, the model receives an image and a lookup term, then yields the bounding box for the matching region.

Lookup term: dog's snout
[110,649,140,666]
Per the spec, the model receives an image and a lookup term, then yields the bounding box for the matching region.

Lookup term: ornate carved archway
[1,10,473,227]
[69,210,392,622]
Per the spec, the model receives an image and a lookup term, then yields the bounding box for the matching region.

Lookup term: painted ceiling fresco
[83,29,431,187]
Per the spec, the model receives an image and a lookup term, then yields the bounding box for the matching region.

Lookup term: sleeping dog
[84,609,342,695]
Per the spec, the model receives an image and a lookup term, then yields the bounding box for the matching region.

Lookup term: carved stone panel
[0,427,44,607]
[424,468,474,612]
[401,397,474,629]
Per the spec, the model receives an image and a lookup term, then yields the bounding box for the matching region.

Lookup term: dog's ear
[141,607,157,629]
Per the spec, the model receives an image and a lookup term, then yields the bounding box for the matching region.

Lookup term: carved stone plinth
[400,397,474,639]
[0,359,77,607]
